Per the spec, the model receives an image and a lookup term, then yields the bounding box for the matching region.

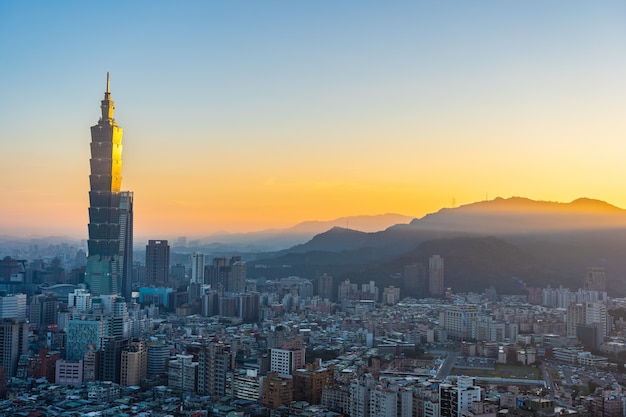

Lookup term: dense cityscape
[1,75,626,417]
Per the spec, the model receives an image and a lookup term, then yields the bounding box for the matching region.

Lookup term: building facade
[85,73,131,296]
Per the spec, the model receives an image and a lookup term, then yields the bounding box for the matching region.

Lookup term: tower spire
[101,72,114,121]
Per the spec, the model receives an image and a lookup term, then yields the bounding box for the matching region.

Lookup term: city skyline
[2,2,626,238]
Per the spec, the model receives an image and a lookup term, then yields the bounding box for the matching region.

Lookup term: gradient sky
[1,1,626,240]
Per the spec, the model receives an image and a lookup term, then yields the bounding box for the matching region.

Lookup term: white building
[68,288,92,312]
[191,252,205,285]
[0,293,26,320]
[440,376,481,417]
[168,354,198,392]
[269,346,305,377]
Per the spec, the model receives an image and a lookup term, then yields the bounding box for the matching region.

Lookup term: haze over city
[1,2,625,239]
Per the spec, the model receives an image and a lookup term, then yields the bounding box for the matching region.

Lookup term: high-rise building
[439,376,481,417]
[317,273,333,301]
[84,73,133,296]
[191,252,205,285]
[189,252,205,301]
[227,258,246,293]
[119,191,134,301]
[168,354,198,392]
[145,240,170,287]
[293,361,334,405]
[584,267,606,293]
[100,336,129,383]
[429,255,444,296]
[0,319,28,377]
[197,341,234,396]
[120,338,147,386]
[403,263,427,298]
[269,340,305,377]
[261,372,293,409]
[0,293,26,320]
[68,288,92,312]
[29,293,58,331]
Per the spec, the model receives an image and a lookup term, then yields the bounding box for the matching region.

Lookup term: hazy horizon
[2,2,625,238]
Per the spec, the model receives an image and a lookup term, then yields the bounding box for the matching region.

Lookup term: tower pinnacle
[101,72,114,121]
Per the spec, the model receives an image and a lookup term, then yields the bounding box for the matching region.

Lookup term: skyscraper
[191,252,205,285]
[145,240,170,287]
[85,73,133,296]
[428,254,444,296]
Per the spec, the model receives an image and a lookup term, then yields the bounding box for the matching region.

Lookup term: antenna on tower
[106,72,110,93]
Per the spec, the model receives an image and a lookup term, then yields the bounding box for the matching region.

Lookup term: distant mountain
[412,197,626,234]
[249,197,626,295]
[182,213,414,253]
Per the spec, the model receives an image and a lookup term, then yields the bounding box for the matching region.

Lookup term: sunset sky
[1,1,626,240]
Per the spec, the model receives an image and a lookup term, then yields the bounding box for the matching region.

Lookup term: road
[436,352,459,380]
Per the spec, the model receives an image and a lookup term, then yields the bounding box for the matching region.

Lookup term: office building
[168,354,198,392]
[232,369,261,401]
[293,361,334,405]
[85,73,132,296]
[191,252,205,285]
[146,341,169,377]
[66,320,106,361]
[439,376,481,417]
[269,340,305,377]
[68,288,92,312]
[29,293,58,331]
[197,341,234,396]
[119,191,134,300]
[0,293,26,320]
[100,336,129,383]
[584,267,606,293]
[429,255,444,296]
[120,338,147,386]
[440,304,480,340]
[56,359,84,386]
[261,372,293,409]
[145,240,170,287]
[0,319,28,377]
[227,258,246,293]
[317,273,333,301]
[403,263,427,298]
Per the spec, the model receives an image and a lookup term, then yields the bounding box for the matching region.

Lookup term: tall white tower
[191,252,205,285]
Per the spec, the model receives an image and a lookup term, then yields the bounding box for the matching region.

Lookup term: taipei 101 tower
[85,73,133,299]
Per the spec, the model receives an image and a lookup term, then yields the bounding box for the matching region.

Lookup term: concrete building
[168,354,197,392]
[293,361,334,405]
[197,341,234,396]
[146,341,169,377]
[440,305,480,341]
[56,360,84,385]
[120,338,147,386]
[584,267,606,293]
[429,255,444,296]
[439,376,481,417]
[232,369,261,401]
[145,240,170,287]
[0,318,28,377]
[270,341,305,377]
[382,286,401,305]
[68,288,92,312]
[261,372,293,409]
[317,273,333,301]
[0,293,26,320]
[66,319,106,361]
